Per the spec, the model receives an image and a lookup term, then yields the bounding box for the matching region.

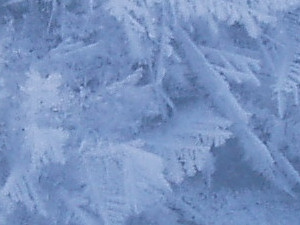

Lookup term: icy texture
[1,1,300,224]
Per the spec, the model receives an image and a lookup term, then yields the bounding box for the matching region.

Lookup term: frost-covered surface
[1,1,300,224]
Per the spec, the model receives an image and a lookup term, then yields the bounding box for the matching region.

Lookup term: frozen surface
[1,1,300,224]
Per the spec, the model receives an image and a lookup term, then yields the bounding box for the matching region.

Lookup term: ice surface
[1,1,300,224]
